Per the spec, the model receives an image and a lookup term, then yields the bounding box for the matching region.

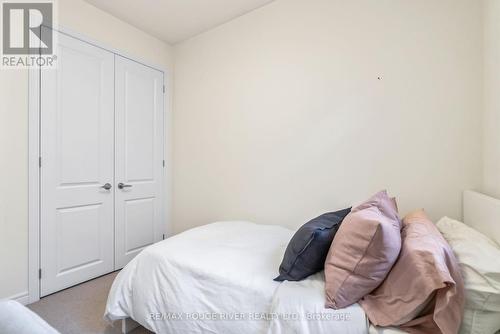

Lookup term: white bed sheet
[105,221,370,334]
[369,325,408,334]
[269,272,368,334]
[0,300,60,334]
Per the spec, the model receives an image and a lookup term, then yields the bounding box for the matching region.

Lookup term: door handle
[118,182,132,190]
[100,183,112,190]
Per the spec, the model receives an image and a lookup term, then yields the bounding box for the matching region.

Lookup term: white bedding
[104,221,370,334]
[0,300,60,334]
[369,325,407,334]
[269,272,368,334]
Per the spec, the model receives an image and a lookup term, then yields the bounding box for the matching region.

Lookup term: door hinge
[163,85,165,94]
[39,269,42,279]
[162,160,165,168]
[39,157,42,168]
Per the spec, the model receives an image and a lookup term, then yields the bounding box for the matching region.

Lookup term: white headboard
[463,190,500,246]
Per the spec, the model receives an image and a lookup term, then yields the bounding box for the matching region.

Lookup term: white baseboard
[7,291,30,305]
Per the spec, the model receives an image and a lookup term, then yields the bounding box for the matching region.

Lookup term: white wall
[0,0,173,300]
[173,0,484,233]
[0,0,488,301]
[483,0,500,197]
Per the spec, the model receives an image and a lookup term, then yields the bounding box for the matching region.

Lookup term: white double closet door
[40,31,165,296]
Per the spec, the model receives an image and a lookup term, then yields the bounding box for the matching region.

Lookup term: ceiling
[84,0,275,44]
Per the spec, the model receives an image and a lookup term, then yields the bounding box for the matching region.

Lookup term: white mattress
[105,221,370,334]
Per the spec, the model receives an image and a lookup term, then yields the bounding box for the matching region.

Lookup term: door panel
[58,47,102,185]
[56,204,103,273]
[123,70,155,182]
[124,197,155,253]
[40,31,115,296]
[115,56,164,269]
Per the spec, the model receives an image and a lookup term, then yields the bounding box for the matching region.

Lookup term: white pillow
[436,217,500,334]
[461,309,500,334]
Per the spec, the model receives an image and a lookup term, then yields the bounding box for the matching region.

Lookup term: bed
[105,190,499,334]
[105,221,377,333]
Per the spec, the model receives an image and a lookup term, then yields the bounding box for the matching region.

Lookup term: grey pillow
[274,208,351,281]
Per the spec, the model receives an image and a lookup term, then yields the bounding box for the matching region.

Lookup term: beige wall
[0,0,173,299]
[483,0,500,197]
[173,0,484,233]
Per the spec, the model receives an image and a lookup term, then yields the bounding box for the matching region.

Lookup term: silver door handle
[101,183,112,190]
[118,182,132,189]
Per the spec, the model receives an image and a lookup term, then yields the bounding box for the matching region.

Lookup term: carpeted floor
[28,271,152,334]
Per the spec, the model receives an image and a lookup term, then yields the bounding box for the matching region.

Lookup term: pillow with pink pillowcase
[360,210,465,334]
[324,190,402,309]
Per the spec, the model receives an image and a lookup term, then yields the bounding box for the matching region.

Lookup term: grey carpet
[28,272,152,334]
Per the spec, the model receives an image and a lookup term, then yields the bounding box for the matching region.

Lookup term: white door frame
[28,26,170,304]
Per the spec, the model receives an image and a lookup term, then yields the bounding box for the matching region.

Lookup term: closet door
[40,31,115,296]
[114,56,165,269]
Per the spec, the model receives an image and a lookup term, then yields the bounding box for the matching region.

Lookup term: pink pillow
[324,190,401,309]
[360,210,464,334]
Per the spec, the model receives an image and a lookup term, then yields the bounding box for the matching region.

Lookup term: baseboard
[7,291,30,305]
